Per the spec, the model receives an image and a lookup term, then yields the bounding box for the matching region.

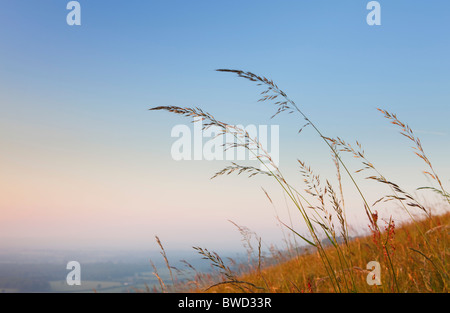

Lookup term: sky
[0,1,449,254]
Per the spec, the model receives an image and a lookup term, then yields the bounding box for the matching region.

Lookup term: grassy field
[49,280,124,293]
[152,69,449,293]
[191,212,449,293]
[1,288,19,293]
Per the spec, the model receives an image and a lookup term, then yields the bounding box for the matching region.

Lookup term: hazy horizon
[1,1,449,258]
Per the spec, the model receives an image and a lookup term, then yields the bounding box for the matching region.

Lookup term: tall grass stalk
[215,69,401,290]
[150,69,449,292]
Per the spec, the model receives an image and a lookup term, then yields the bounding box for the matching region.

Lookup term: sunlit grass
[150,69,449,293]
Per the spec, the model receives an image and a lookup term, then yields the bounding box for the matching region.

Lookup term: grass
[196,212,450,293]
[150,69,449,293]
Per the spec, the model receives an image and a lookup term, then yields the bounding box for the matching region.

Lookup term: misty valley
[0,249,212,293]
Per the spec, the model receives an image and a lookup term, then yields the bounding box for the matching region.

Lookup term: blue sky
[0,1,449,252]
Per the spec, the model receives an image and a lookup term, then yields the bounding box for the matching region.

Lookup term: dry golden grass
[191,212,449,293]
[151,69,449,293]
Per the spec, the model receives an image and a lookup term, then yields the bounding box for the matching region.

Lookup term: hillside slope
[195,212,449,293]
